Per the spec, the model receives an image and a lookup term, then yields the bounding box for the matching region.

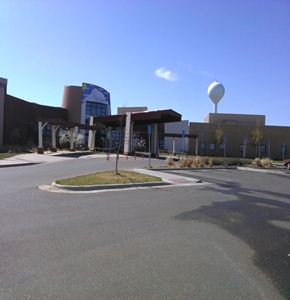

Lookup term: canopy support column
[37,121,44,154]
[151,124,158,155]
[51,125,57,152]
[172,137,176,155]
[69,128,74,151]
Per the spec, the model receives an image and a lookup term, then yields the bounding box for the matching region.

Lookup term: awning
[93,109,182,127]
[36,118,101,131]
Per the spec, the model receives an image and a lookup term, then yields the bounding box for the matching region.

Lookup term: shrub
[0,145,32,154]
[255,157,261,167]
[191,156,199,167]
[166,156,175,167]
[184,157,193,167]
[198,158,205,167]
[209,158,213,167]
[260,157,273,167]
[211,157,223,166]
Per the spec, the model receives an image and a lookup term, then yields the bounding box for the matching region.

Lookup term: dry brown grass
[255,158,261,167]
[198,158,205,167]
[183,157,193,167]
[191,156,199,167]
[166,156,175,167]
[260,157,273,167]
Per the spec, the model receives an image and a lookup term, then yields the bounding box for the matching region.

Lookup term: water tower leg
[214,103,218,113]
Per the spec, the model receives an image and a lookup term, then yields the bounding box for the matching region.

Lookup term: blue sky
[1,0,289,126]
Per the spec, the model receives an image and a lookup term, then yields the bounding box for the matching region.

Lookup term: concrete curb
[237,166,290,175]
[0,162,41,168]
[51,181,171,191]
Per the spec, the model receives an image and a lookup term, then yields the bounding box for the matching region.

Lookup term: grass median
[55,170,162,186]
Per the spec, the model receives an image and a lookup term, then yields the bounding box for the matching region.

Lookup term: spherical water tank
[208,81,225,104]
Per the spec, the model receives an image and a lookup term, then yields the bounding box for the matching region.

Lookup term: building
[1,76,289,160]
[0,77,67,148]
[189,113,290,160]
[62,83,111,148]
[0,77,8,147]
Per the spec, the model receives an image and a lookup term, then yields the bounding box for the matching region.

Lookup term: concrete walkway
[0,152,79,167]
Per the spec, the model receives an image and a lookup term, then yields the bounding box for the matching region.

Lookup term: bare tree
[250,123,263,157]
[59,128,84,150]
[215,124,224,146]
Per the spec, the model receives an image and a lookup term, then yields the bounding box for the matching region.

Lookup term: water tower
[207,81,225,113]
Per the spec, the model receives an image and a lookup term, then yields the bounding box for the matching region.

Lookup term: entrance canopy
[36,118,100,131]
[159,133,198,138]
[93,109,181,127]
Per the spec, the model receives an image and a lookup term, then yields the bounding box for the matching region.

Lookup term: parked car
[283,158,290,169]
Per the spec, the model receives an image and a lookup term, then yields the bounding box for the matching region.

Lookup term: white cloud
[155,67,178,82]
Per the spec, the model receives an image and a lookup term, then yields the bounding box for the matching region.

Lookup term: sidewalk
[0,151,162,168]
[0,152,77,168]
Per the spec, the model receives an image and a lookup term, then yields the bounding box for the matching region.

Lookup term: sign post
[282,142,285,162]
[223,133,227,165]
[182,129,185,162]
[243,136,247,165]
[148,125,151,167]
[201,131,204,159]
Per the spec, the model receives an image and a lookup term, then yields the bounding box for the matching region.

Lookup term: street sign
[201,131,204,139]
[182,129,185,138]
[224,133,227,142]
[148,125,151,133]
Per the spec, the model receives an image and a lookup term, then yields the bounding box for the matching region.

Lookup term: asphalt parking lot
[0,153,289,299]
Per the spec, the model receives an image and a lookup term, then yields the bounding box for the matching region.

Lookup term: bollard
[107,154,110,161]
[117,154,119,160]
[156,154,158,159]
[134,154,136,160]
[142,154,144,160]
[126,154,128,160]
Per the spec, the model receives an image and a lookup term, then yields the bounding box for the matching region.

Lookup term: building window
[200,142,206,150]
[159,137,164,150]
[281,145,287,155]
[260,145,266,153]
[111,129,123,150]
[209,142,216,151]
[86,101,107,116]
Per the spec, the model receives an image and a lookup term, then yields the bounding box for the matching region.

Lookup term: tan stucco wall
[189,122,290,160]
[204,113,265,125]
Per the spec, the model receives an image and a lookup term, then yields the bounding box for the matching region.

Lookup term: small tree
[59,128,84,150]
[215,124,224,146]
[250,123,263,157]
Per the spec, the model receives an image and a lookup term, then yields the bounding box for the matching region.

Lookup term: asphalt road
[0,156,289,299]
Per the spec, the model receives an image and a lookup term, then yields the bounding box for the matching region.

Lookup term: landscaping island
[55,170,162,186]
